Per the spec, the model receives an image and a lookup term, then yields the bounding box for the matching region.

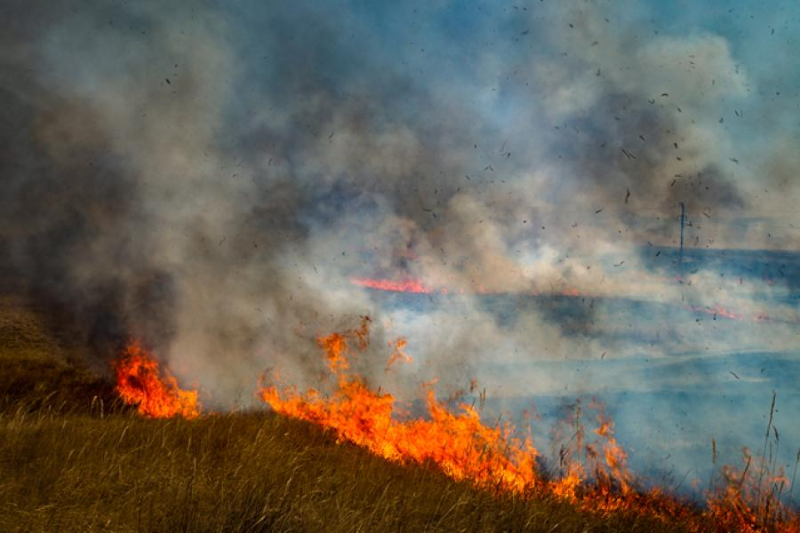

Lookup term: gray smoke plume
[1,0,797,420]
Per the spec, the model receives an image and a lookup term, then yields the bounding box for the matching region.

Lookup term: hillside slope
[0,294,687,533]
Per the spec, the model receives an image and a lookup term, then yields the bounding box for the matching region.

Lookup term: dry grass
[1,410,694,533]
[0,294,692,532]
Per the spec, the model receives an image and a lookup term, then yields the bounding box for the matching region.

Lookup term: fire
[706,449,798,533]
[687,303,742,321]
[260,319,800,531]
[351,277,433,294]
[261,319,538,493]
[351,277,799,326]
[114,340,200,419]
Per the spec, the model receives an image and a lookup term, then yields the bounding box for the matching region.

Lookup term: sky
[1,0,799,495]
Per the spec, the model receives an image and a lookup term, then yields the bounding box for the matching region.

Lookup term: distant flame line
[352,277,795,323]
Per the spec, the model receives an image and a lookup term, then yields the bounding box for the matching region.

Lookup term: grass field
[0,293,713,532]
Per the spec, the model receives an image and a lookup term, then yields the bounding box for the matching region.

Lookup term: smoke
[1,0,797,455]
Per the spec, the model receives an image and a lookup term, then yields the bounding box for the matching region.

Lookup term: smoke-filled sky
[2,0,799,489]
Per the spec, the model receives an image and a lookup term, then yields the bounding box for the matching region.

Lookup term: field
[0,293,721,532]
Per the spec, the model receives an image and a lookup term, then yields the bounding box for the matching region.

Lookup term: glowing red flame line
[350,277,434,294]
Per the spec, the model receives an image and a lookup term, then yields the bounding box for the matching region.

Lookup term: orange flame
[706,448,800,533]
[261,321,538,493]
[115,340,200,419]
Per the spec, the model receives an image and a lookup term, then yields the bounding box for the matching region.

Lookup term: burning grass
[1,296,798,532]
[115,340,200,419]
[0,296,680,533]
[260,318,800,532]
[260,326,538,494]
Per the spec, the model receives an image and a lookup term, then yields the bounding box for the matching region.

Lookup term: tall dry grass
[0,406,694,533]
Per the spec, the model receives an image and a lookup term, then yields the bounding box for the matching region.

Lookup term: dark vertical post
[679,202,685,265]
